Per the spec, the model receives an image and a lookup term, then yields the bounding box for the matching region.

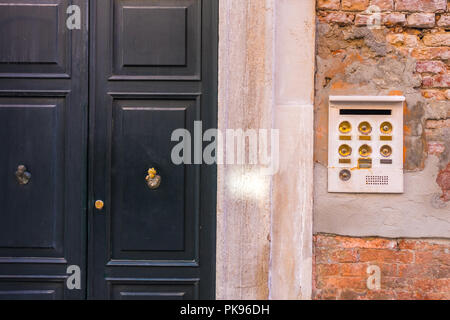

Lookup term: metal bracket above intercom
[328,96,405,194]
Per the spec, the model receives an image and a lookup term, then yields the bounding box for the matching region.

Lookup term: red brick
[422,73,450,88]
[318,0,340,10]
[358,249,414,263]
[383,13,407,26]
[317,276,367,290]
[314,235,450,300]
[437,14,450,28]
[396,0,447,12]
[342,0,369,11]
[370,0,394,11]
[407,13,436,28]
[423,33,450,47]
[316,235,397,249]
[416,60,447,73]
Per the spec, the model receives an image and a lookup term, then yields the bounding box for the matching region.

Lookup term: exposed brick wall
[313,234,450,300]
[315,0,450,198]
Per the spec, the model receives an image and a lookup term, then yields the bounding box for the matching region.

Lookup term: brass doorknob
[95,200,104,210]
[146,168,161,190]
[15,165,31,185]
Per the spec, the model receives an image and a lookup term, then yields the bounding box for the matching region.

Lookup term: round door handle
[146,168,161,190]
[95,200,104,210]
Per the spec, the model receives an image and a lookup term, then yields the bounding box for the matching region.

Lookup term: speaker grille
[366,175,389,185]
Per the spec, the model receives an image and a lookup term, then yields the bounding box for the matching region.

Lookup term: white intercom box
[328,96,405,193]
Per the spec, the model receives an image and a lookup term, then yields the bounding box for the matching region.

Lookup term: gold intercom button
[380,145,392,157]
[380,121,393,134]
[359,144,372,157]
[339,121,352,134]
[358,121,372,135]
[339,144,352,157]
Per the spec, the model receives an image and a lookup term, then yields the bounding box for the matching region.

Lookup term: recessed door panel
[0,0,71,78]
[112,0,201,80]
[0,97,64,256]
[110,97,199,261]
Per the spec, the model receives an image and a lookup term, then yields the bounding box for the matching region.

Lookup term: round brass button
[380,145,392,157]
[380,121,393,134]
[358,121,372,135]
[339,121,352,134]
[339,144,352,157]
[359,144,372,157]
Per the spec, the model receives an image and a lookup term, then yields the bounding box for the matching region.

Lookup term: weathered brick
[318,277,367,290]
[427,141,447,154]
[422,89,448,100]
[405,34,420,47]
[416,60,447,73]
[370,0,394,11]
[426,119,450,129]
[422,73,450,87]
[437,14,450,28]
[407,13,436,28]
[423,33,450,46]
[340,263,368,277]
[317,263,340,277]
[318,0,340,10]
[383,13,407,26]
[387,33,405,45]
[342,0,369,11]
[355,14,370,26]
[437,163,450,201]
[446,89,450,99]
[411,47,450,59]
[320,12,355,25]
[396,0,447,12]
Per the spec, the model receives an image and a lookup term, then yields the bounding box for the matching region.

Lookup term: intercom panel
[328,96,405,193]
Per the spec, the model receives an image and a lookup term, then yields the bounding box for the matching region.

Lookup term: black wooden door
[88,0,217,299]
[0,0,88,299]
[0,0,216,300]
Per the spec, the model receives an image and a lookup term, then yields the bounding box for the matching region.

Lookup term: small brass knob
[95,200,104,210]
[146,168,161,190]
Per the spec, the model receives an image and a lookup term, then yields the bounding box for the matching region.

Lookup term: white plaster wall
[314,156,450,238]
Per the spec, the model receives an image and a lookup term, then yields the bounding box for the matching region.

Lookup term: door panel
[0,0,88,299]
[112,0,201,80]
[89,0,217,299]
